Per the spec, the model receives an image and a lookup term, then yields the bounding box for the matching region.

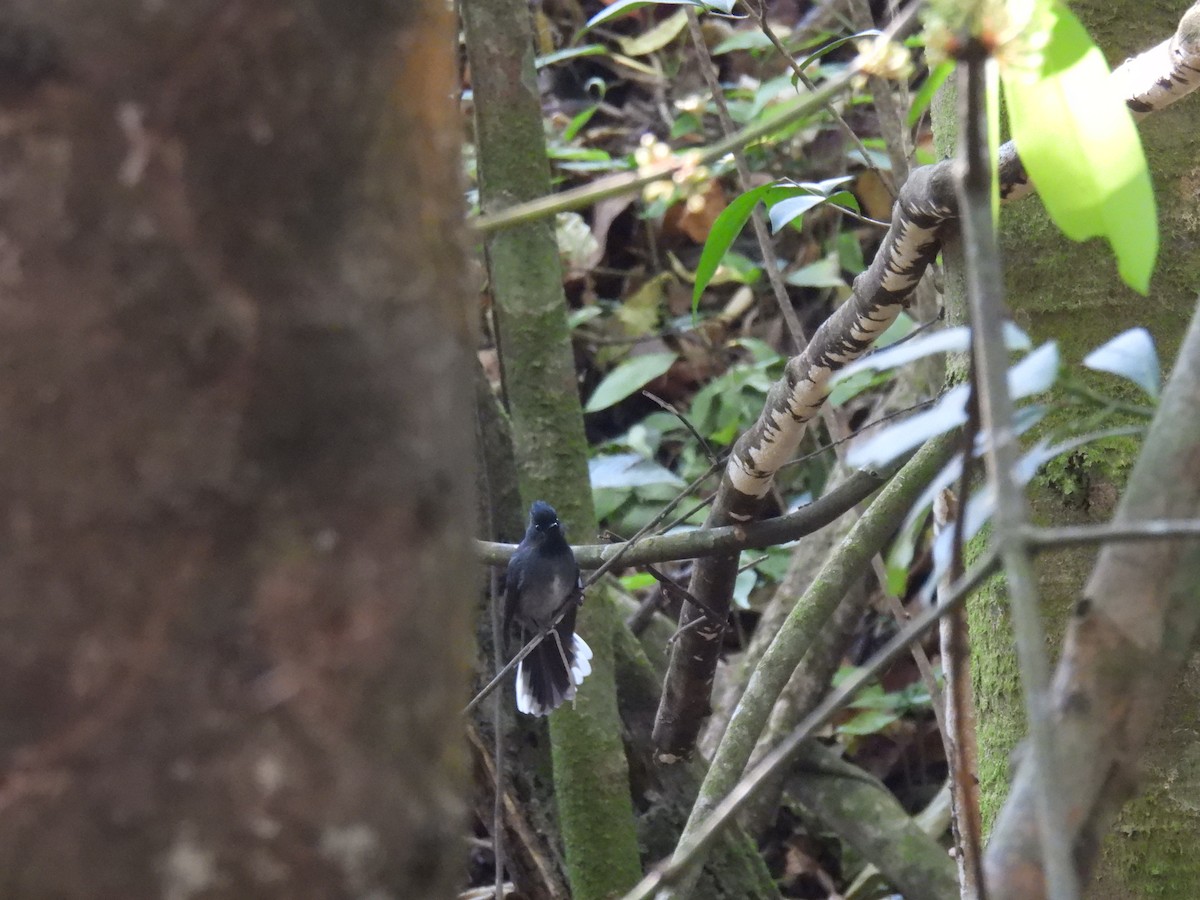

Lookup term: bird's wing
[503,548,525,639]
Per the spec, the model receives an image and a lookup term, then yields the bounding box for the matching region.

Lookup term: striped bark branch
[651,1,1200,761]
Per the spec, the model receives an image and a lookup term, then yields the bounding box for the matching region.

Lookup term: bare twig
[740,0,900,198]
[935,489,984,900]
[1025,520,1200,546]
[472,68,858,233]
[617,547,1000,900]
[685,6,808,351]
[489,569,507,900]
[955,46,1079,900]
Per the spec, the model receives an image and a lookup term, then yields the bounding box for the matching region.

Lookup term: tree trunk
[963,1,1200,895]
[0,2,475,897]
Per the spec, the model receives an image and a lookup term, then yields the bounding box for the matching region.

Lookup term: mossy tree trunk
[0,1,476,897]
[942,2,1200,896]
[461,0,645,897]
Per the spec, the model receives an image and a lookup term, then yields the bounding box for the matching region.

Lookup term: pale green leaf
[585,352,678,412]
[1001,2,1157,293]
[616,8,689,56]
[1083,327,1161,399]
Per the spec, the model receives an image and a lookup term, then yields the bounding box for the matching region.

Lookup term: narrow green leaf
[907,61,953,126]
[585,352,678,412]
[616,8,689,56]
[584,0,730,32]
[1001,2,1157,294]
[795,30,880,73]
[692,183,775,308]
[535,44,608,69]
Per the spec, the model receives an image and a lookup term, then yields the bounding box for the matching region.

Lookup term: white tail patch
[571,634,593,684]
[514,634,594,717]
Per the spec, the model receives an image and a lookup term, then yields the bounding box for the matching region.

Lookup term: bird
[504,501,593,716]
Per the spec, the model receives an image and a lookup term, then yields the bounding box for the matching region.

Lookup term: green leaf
[837,708,900,736]
[908,61,953,126]
[616,8,689,56]
[795,30,880,73]
[583,0,732,32]
[620,571,659,591]
[589,451,686,488]
[535,44,608,69]
[1001,2,1157,294]
[784,254,844,288]
[1083,327,1161,399]
[692,183,775,308]
[585,352,678,413]
[768,193,829,232]
[712,30,778,55]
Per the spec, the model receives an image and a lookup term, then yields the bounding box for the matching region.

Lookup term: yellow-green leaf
[617,8,689,56]
[1001,2,1157,294]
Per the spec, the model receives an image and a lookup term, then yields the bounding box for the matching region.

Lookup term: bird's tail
[516,628,593,717]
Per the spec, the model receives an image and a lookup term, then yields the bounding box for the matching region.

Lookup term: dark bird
[504,501,593,716]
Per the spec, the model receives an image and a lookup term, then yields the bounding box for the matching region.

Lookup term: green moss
[941,8,1200,889]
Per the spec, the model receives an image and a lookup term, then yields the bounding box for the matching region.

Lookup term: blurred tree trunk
[933,2,1200,896]
[0,2,474,898]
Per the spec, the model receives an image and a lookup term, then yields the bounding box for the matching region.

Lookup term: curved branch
[651,2,1200,761]
[475,463,896,569]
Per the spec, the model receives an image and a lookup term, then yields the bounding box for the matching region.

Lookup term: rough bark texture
[984,295,1200,899]
[927,3,1200,896]
[0,2,476,898]
[462,0,643,895]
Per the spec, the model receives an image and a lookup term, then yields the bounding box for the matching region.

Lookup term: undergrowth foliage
[465,0,1200,897]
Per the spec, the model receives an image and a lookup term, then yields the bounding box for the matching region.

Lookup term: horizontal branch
[1025,519,1200,547]
[475,464,895,568]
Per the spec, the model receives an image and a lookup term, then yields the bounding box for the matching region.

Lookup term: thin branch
[617,547,1001,900]
[686,6,808,350]
[490,569,507,900]
[1025,520,1200,546]
[475,462,895,568]
[955,46,1079,900]
[935,489,984,900]
[740,0,900,198]
[472,68,858,233]
[641,391,717,466]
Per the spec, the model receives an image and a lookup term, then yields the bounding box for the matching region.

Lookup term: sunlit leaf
[847,385,970,469]
[848,343,1059,469]
[1006,341,1060,398]
[584,0,733,31]
[784,255,845,288]
[589,451,687,488]
[585,352,678,412]
[536,44,608,69]
[768,194,830,232]
[617,8,689,56]
[1083,327,1160,399]
[732,567,757,609]
[838,708,900,736]
[832,322,1031,385]
[1001,3,1157,294]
